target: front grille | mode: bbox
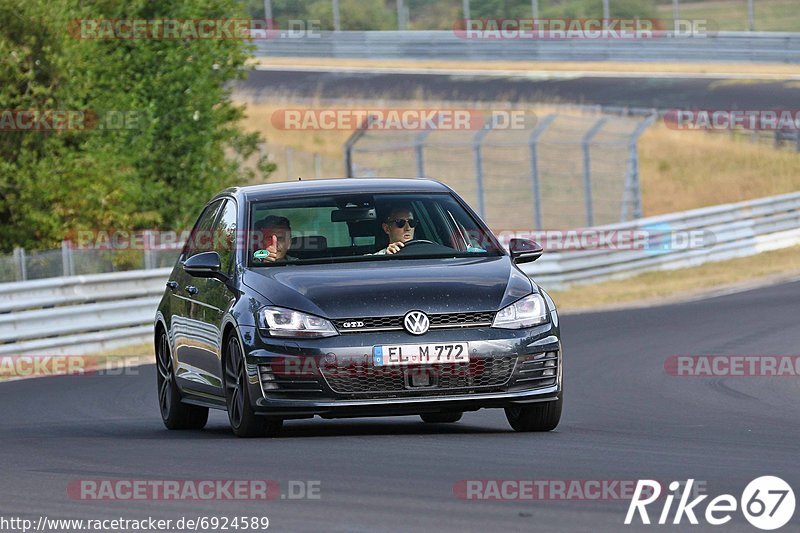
[333,311,495,333]
[320,356,517,394]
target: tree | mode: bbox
[0,0,274,252]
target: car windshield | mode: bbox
[247,192,503,266]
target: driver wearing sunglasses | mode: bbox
[374,205,418,255]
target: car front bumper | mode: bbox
[239,321,562,419]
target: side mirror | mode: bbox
[509,238,543,264]
[183,251,224,279]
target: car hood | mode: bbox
[242,256,533,319]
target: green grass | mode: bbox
[655,0,800,32]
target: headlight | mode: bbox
[258,306,338,338]
[492,293,548,329]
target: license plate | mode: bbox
[373,343,469,366]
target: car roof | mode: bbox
[216,178,452,203]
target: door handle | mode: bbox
[185,285,199,295]
[166,281,178,291]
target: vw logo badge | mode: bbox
[404,311,430,335]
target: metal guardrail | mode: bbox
[254,31,800,63]
[0,269,170,355]
[522,191,800,289]
[1,191,799,354]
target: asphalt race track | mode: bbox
[240,68,800,110]
[1,280,798,532]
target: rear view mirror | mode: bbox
[509,238,543,264]
[331,207,376,222]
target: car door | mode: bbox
[182,198,239,396]
[173,199,224,392]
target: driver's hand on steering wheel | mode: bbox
[385,241,405,254]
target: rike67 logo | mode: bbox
[626,477,795,530]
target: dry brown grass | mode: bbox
[638,123,800,215]
[549,245,800,311]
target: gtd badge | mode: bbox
[342,321,365,328]
[404,311,430,335]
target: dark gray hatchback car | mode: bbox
[155,178,562,437]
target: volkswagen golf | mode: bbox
[154,178,563,437]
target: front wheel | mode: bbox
[505,397,562,432]
[224,335,283,438]
[156,330,208,430]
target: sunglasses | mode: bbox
[387,218,417,229]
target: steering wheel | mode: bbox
[392,239,455,256]
[399,239,436,247]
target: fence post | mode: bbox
[472,122,494,219]
[528,114,557,230]
[332,0,341,32]
[143,230,155,270]
[581,117,608,227]
[313,153,322,179]
[13,247,27,281]
[343,116,373,178]
[61,240,74,277]
[397,0,406,30]
[414,130,431,178]
[286,147,294,179]
[622,113,657,221]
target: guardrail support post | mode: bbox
[581,117,608,227]
[472,121,495,219]
[528,114,557,229]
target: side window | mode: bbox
[183,200,223,260]
[213,200,237,274]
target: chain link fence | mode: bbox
[0,239,182,283]
[345,111,656,230]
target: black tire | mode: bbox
[420,412,463,423]
[156,329,208,430]
[505,397,562,432]
[224,334,283,438]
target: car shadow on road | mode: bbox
[196,418,510,439]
